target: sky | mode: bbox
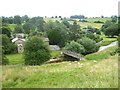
[0,0,119,18]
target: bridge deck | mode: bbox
[63,50,82,60]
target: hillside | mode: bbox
[3,46,118,88]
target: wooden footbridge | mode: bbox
[63,50,83,60]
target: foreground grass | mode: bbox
[3,55,118,88]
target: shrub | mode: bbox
[1,34,17,54]
[0,49,9,65]
[86,33,103,43]
[24,36,51,65]
[77,37,98,55]
[64,41,85,54]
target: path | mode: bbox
[98,41,118,52]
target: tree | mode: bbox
[62,20,70,28]
[69,21,82,41]
[86,32,103,43]
[64,41,85,54]
[46,21,69,47]
[14,15,21,24]
[104,24,118,37]
[0,49,9,65]
[14,25,24,34]
[1,26,11,38]
[23,22,31,34]
[70,15,85,19]
[24,36,51,65]
[21,15,29,23]
[77,37,98,55]
[48,29,61,45]
[101,20,119,37]
[111,15,117,23]
[27,17,45,32]
[1,34,17,54]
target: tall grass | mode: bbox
[2,55,118,88]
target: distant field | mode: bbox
[44,17,111,29]
[86,17,111,23]
[69,21,103,29]
[44,18,62,22]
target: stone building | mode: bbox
[12,37,26,53]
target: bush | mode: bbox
[77,37,98,55]
[86,33,102,43]
[2,34,17,54]
[0,49,9,65]
[64,41,85,54]
[2,54,9,65]
[24,36,51,65]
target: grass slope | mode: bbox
[85,46,117,60]
[3,46,118,88]
[2,55,118,88]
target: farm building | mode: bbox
[12,37,26,53]
[12,34,50,53]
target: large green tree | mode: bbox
[69,21,82,41]
[14,15,21,24]
[47,21,69,47]
[1,34,17,54]
[24,36,51,65]
[0,26,11,38]
[14,25,24,34]
[104,24,118,37]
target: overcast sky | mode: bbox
[0,0,119,17]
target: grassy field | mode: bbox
[6,53,24,65]
[76,21,102,29]
[85,46,117,60]
[98,37,117,47]
[2,55,118,88]
[3,46,118,88]
[6,50,61,65]
[44,18,103,29]
[86,17,111,23]
[44,17,111,29]
[8,24,16,31]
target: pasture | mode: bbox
[3,46,118,88]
